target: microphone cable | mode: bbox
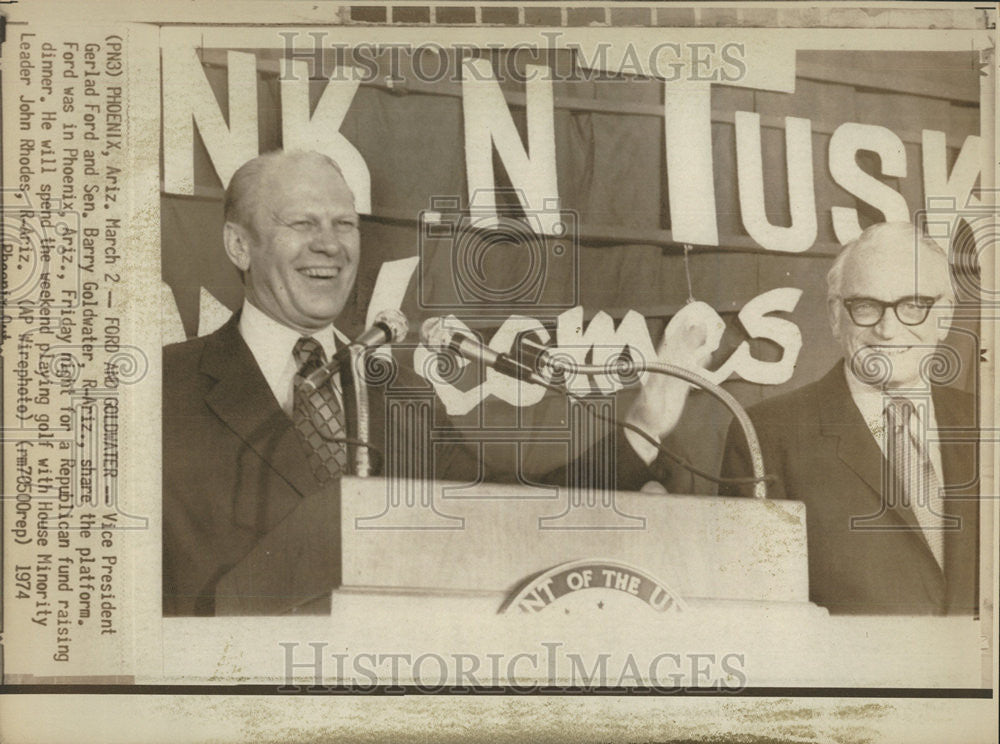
[533,374,774,489]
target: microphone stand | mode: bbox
[352,347,373,478]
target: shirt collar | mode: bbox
[843,361,937,435]
[239,300,342,373]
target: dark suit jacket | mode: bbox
[163,313,681,616]
[720,362,979,615]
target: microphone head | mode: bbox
[419,316,455,352]
[373,308,409,343]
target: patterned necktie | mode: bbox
[885,397,945,569]
[292,337,349,482]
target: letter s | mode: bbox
[715,287,803,385]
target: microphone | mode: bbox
[419,316,547,385]
[514,333,558,381]
[301,309,409,391]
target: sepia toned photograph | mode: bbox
[1,1,997,741]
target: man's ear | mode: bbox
[223,222,251,272]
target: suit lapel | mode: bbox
[199,315,320,532]
[817,363,926,536]
[818,364,884,496]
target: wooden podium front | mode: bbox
[215,476,813,615]
[203,477,988,688]
[338,477,811,607]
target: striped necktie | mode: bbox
[885,397,945,569]
[292,337,349,482]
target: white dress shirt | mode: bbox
[238,300,348,414]
[844,365,944,481]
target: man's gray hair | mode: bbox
[826,221,954,301]
[223,149,348,230]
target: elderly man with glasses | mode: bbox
[720,222,979,616]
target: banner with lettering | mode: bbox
[158,35,982,485]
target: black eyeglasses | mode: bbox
[841,296,940,327]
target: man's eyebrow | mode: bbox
[844,294,939,302]
[271,209,312,223]
[266,208,292,223]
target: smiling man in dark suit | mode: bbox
[162,150,374,616]
[721,222,979,615]
[163,150,702,616]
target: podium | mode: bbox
[202,476,989,688]
[215,476,813,615]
